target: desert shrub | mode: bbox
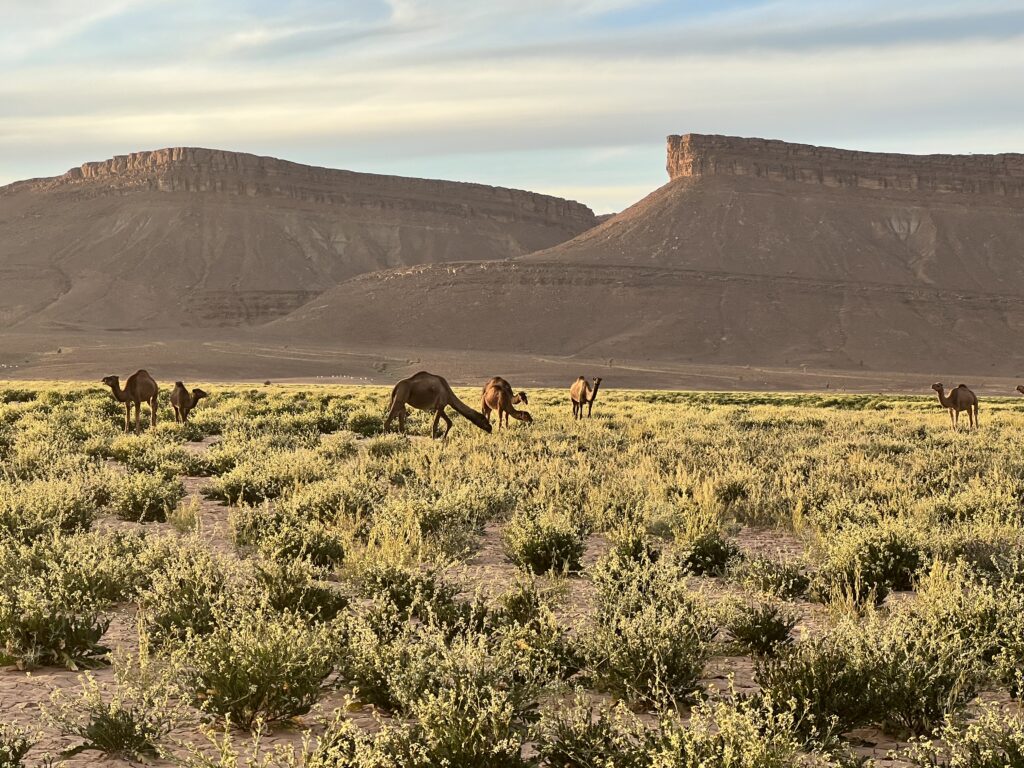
[138,544,235,647]
[356,561,462,626]
[812,522,924,606]
[650,693,805,768]
[204,448,330,504]
[897,702,1024,767]
[111,473,185,523]
[44,654,183,760]
[725,600,797,656]
[181,609,336,729]
[252,557,349,622]
[0,578,109,670]
[365,434,409,458]
[607,517,662,564]
[672,506,741,576]
[319,430,358,460]
[347,410,384,437]
[0,722,34,767]
[535,694,649,768]
[105,433,210,476]
[862,609,985,736]
[502,505,586,575]
[586,554,714,704]
[755,630,875,742]
[733,556,810,600]
[0,475,99,541]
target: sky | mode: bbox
[1,0,1023,213]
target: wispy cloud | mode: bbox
[1,0,1022,210]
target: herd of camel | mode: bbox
[97,370,1003,437]
[98,369,603,437]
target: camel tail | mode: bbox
[383,383,399,417]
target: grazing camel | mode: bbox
[170,381,209,423]
[932,383,979,430]
[570,376,603,419]
[101,370,159,433]
[384,371,493,439]
[481,377,533,429]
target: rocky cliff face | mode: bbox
[4,147,595,228]
[667,134,1024,196]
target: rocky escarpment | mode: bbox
[0,148,597,331]
[4,147,596,229]
[667,134,1024,196]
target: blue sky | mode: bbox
[1,0,1022,212]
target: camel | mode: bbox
[384,371,493,439]
[101,370,159,433]
[570,376,603,419]
[932,383,979,430]
[481,377,533,429]
[170,381,209,423]
[1016,385,1024,396]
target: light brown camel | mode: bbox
[481,377,533,429]
[170,381,209,423]
[570,376,603,419]
[932,382,979,430]
[384,371,493,439]
[101,370,159,433]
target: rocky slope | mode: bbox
[0,148,595,330]
[270,134,1024,375]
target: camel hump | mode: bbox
[957,383,969,389]
[175,381,185,386]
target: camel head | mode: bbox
[1016,385,1024,396]
[101,375,120,389]
[468,410,493,433]
[519,411,534,424]
[192,388,209,401]
[515,391,529,406]
[931,382,944,394]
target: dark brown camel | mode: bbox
[170,381,209,423]
[101,370,159,433]
[932,383,979,430]
[384,371,493,439]
[481,377,533,429]
[570,376,603,419]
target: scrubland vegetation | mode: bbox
[0,381,1022,766]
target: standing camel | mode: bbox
[932,383,979,430]
[170,381,209,423]
[102,370,159,433]
[384,371,493,439]
[570,376,603,419]
[481,377,533,429]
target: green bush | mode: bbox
[0,578,109,670]
[252,557,349,622]
[502,506,586,575]
[586,554,714,704]
[111,473,185,523]
[812,522,924,606]
[755,630,875,742]
[535,694,649,768]
[182,610,336,729]
[348,410,384,437]
[203,448,329,504]
[898,702,1024,767]
[725,600,797,656]
[0,722,34,767]
[733,556,810,600]
[0,475,100,541]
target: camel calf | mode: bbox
[170,381,209,423]
[481,377,532,429]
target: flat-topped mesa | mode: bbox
[10,147,596,225]
[667,133,1024,196]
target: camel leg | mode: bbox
[173,406,181,424]
[134,401,142,434]
[587,399,593,418]
[430,410,442,439]
[439,409,453,438]
[383,397,402,433]
[398,407,407,432]
[123,402,131,433]
[151,397,158,427]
